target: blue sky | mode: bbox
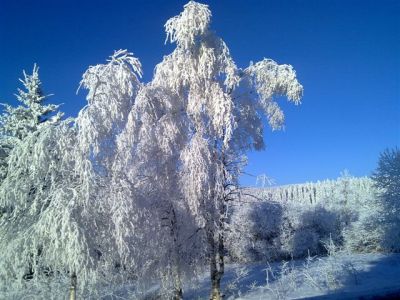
[1,0,399,186]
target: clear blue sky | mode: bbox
[1,0,399,186]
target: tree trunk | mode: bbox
[172,262,183,300]
[209,236,220,300]
[170,207,183,300]
[209,144,227,300]
[173,284,183,300]
[208,229,224,300]
[69,273,77,300]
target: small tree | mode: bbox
[371,147,400,251]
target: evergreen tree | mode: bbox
[0,65,62,181]
[0,64,62,140]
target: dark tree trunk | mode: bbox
[173,286,183,300]
[208,216,225,300]
[69,273,77,300]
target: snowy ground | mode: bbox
[183,253,400,300]
[4,253,399,299]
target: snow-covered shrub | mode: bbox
[258,238,361,299]
[340,182,384,253]
[313,237,360,291]
[280,202,340,258]
[249,175,386,255]
[226,199,342,262]
[342,204,384,253]
[226,201,283,262]
[227,175,384,263]
[263,260,298,299]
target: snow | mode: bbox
[184,253,400,300]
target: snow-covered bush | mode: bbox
[262,237,361,298]
[342,203,384,253]
[226,201,283,262]
[266,175,384,254]
[226,199,341,262]
[280,202,340,258]
[227,175,385,263]
[339,177,384,252]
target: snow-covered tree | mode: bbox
[108,58,204,298]
[153,2,303,298]
[0,136,13,185]
[372,147,400,251]
[77,49,141,176]
[0,120,78,297]
[1,2,303,298]
[0,64,62,140]
[0,65,62,182]
[0,51,146,298]
[372,148,400,202]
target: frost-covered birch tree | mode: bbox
[151,2,303,299]
[76,49,196,297]
[114,83,205,298]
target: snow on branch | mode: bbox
[244,59,303,130]
[77,49,142,162]
[165,1,211,49]
[106,49,143,79]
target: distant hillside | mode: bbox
[243,176,375,205]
